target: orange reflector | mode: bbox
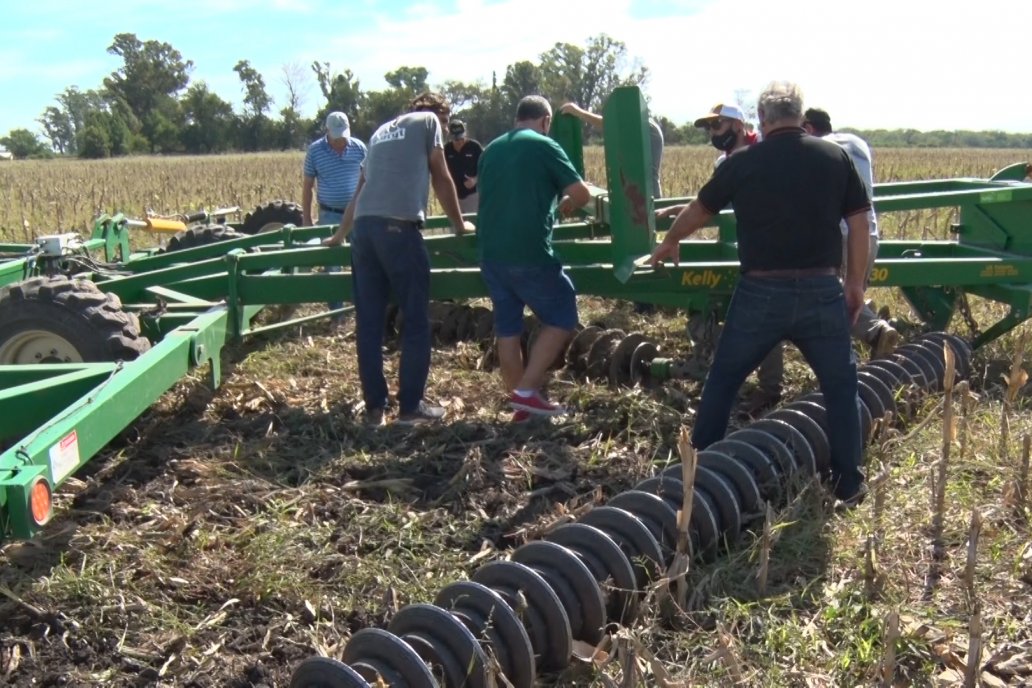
[30,479,52,526]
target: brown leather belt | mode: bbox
[745,267,839,278]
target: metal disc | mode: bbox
[920,332,971,380]
[289,657,369,688]
[434,581,535,688]
[899,341,946,391]
[512,541,606,645]
[470,306,494,342]
[607,333,648,386]
[857,363,903,400]
[544,522,639,625]
[579,506,664,587]
[864,357,912,388]
[471,561,572,673]
[763,409,829,477]
[697,449,764,523]
[664,463,741,545]
[858,395,873,444]
[455,306,477,341]
[891,350,934,391]
[707,438,782,504]
[428,302,454,342]
[629,341,659,386]
[645,472,723,560]
[748,418,817,479]
[439,305,466,344]
[567,326,603,370]
[585,329,626,380]
[724,428,797,480]
[855,377,885,430]
[857,370,897,421]
[783,399,829,433]
[387,604,490,688]
[343,628,439,688]
[607,489,680,557]
[631,475,701,555]
[779,400,832,476]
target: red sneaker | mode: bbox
[509,391,567,416]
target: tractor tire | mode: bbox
[0,276,151,364]
[163,224,246,253]
[240,200,304,234]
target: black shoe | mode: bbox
[363,408,385,427]
[834,484,868,512]
[396,401,446,426]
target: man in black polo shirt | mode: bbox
[649,80,869,505]
[443,119,483,214]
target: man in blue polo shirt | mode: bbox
[302,111,367,317]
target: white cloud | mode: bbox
[318,0,1032,132]
[4,0,1032,134]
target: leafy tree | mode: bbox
[104,33,193,151]
[501,61,542,111]
[38,106,75,155]
[384,66,429,93]
[180,82,235,153]
[311,62,363,138]
[279,62,311,149]
[234,59,275,150]
[78,122,112,159]
[437,79,486,113]
[39,87,114,155]
[234,59,273,118]
[1,129,51,158]
[538,34,648,115]
[455,72,512,144]
[359,87,410,137]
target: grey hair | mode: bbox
[757,81,804,124]
[515,95,552,122]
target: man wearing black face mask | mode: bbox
[693,103,756,167]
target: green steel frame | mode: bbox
[2,86,1032,539]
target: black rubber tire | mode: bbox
[163,224,246,253]
[240,199,304,234]
[0,276,150,364]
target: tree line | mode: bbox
[2,32,1030,160]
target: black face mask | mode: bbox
[710,128,738,152]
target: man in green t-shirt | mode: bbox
[477,95,592,420]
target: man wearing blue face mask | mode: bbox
[694,103,757,167]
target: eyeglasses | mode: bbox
[705,118,730,131]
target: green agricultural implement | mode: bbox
[2,86,1032,541]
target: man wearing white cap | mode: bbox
[302,112,367,317]
[693,103,758,167]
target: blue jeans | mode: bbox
[350,216,430,414]
[691,275,863,499]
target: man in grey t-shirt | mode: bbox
[326,92,474,426]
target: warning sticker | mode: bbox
[49,430,80,482]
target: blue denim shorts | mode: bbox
[479,260,578,337]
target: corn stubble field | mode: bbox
[1,147,1031,687]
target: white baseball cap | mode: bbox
[325,111,350,139]
[694,103,745,128]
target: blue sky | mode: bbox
[3,0,1031,140]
